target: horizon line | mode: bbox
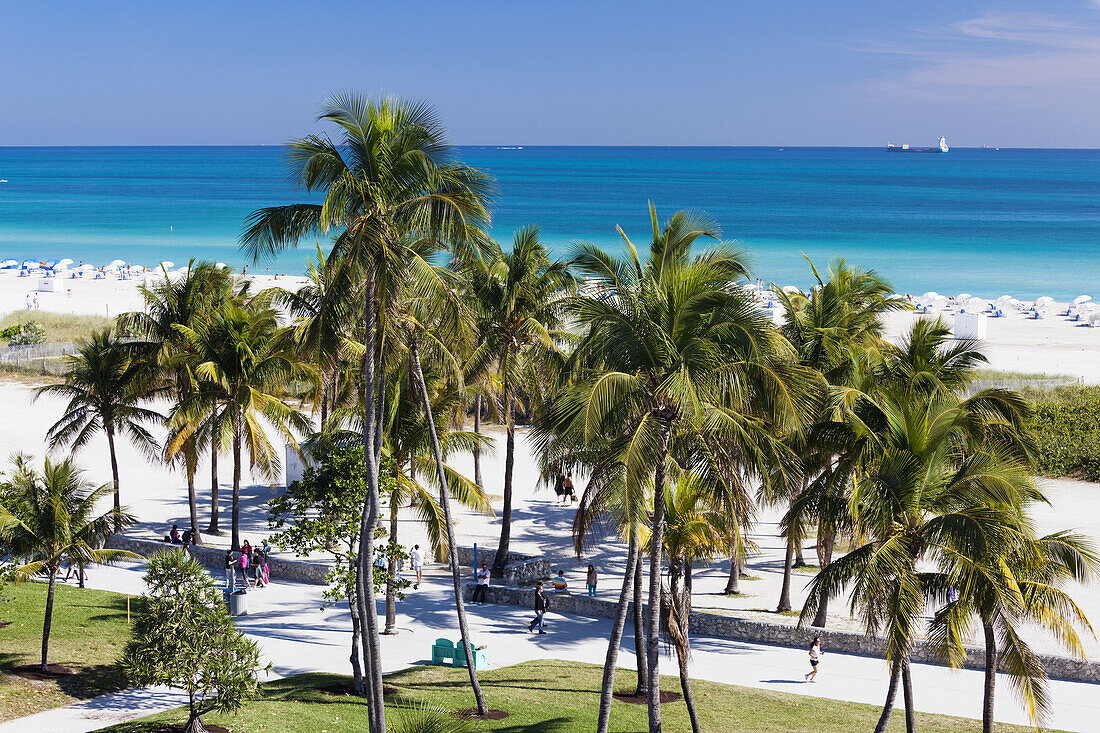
[4,143,1100,151]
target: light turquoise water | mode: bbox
[1,146,1098,299]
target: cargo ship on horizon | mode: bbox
[887,136,949,153]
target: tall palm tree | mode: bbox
[120,261,235,539]
[240,93,493,732]
[169,303,313,550]
[559,205,811,732]
[771,258,906,615]
[462,227,575,574]
[0,455,137,671]
[930,527,1098,733]
[802,386,1038,733]
[36,331,161,529]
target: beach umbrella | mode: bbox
[159,260,175,270]
[1036,296,1055,306]
[956,293,972,301]
[74,264,95,272]
[109,259,126,267]
[44,259,57,268]
[175,266,190,275]
[1,259,18,269]
[21,260,40,269]
[1073,295,1092,305]
[781,285,801,293]
[921,291,939,300]
[57,258,73,267]
[215,262,227,269]
[103,264,120,272]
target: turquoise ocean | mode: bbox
[1,146,1098,299]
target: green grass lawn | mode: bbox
[100,660,1050,733]
[0,581,133,722]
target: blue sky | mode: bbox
[2,0,1099,146]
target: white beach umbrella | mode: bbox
[781,285,801,293]
[108,259,126,267]
[1073,295,1092,305]
[75,264,95,272]
[159,261,175,270]
[995,295,1013,304]
[57,258,74,267]
[103,264,120,272]
[22,260,40,269]
[175,266,190,275]
[921,291,939,300]
[215,262,228,269]
[956,293,972,301]
[127,264,145,273]
[1,259,18,268]
[1036,296,1055,306]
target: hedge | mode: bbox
[1026,386,1100,483]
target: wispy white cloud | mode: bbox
[860,5,1100,101]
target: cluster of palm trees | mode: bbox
[6,91,1094,733]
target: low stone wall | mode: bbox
[465,584,1100,684]
[455,546,552,585]
[105,535,333,585]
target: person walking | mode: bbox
[237,548,251,588]
[805,637,823,681]
[410,544,424,585]
[586,564,598,597]
[528,581,548,634]
[472,563,490,604]
[562,475,576,503]
[224,549,236,591]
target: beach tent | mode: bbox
[1073,295,1092,305]
[0,259,18,269]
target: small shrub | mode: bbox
[7,322,46,346]
[1025,386,1100,482]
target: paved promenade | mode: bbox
[2,560,1096,733]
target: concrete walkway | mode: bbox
[5,560,1095,732]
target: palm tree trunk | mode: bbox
[811,528,835,628]
[795,546,805,568]
[677,562,702,733]
[646,419,672,733]
[777,475,808,612]
[983,621,997,733]
[633,551,647,695]
[596,533,640,733]
[186,454,202,545]
[320,370,329,428]
[105,426,121,533]
[410,344,489,715]
[41,567,57,671]
[492,369,515,575]
[207,442,220,535]
[777,534,796,613]
[346,566,365,695]
[231,418,242,551]
[384,490,399,635]
[874,659,902,733]
[354,277,386,733]
[724,554,742,595]
[472,394,484,489]
[901,659,916,733]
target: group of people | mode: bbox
[224,540,271,591]
[164,523,200,553]
[553,473,577,503]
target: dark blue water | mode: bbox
[1,146,1098,299]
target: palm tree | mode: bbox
[169,302,313,550]
[462,227,575,574]
[240,93,493,732]
[0,455,137,671]
[120,260,235,540]
[802,386,1038,733]
[36,331,161,529]
[930,526,1098,733]
[771,258,906,615]
[559,205,811,732]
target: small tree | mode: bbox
[267,445,405,694]
[121,550,264,733]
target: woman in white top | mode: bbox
[805,637,822,681]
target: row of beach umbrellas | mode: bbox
[1,259,230,274]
